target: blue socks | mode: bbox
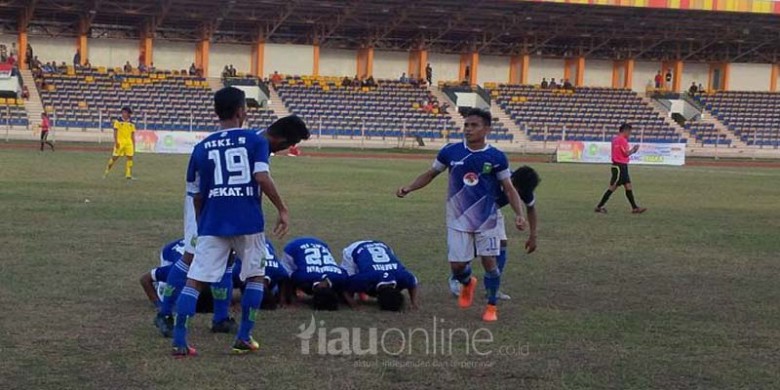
[453,264,473,285]
[237,281,264,342]
[484,268,501,305]
[497,247,507,274]
[160,260,189,316]
[173,286,199,348]
[211,265,233,325]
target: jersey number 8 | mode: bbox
[208,147,251,186]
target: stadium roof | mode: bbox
[1,0,779,62]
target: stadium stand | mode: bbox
[683,121,731,146]
[274,76,512,141]
[36,68,276,131]
[0,97,28,127]
[490,84,685,143]
[694,91,780,147]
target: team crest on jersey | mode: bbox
[482,162,493,174]
[463,172,479,186]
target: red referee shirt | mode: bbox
[611,135,630,164]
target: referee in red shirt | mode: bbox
[595,123,647,214]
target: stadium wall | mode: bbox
[90,39,138,69]
[633,60,659,92]
[209,43,251,77]
[528,57,564,84]
[583,59,613,87]
[477,55,510,84]
[154,41,196,72]
[681,62,709,91]
[373,50,408,80]
[730,63,772,91]
[320,48,356,77]
[265,43,313,76]
[428,53,460,83]
[28,36,73,64]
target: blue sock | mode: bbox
[237,281,264,342]
[497,248,508,274]
[172,286,199,348]
[211,265,233,325]
[160,260,189,316]
[453,264,473,285]
[484,268,501,306]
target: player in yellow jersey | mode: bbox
[104,107,136,179]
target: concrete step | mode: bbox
[267,84,292,118]
[20,69,44,130]
[428,85,464,130]
[489,103,529,144]
[206,77,223,92]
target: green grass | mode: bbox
[1,148,780,389]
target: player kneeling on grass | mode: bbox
[397,108,527,322]
[281,237,350,311]
[341,240,419,311]
[449,166,540,300]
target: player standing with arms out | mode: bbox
[595,123,647,214]
[171,87,291,357]
[397,108,527,322]
[103,107,136,180]
[39,112,54,151]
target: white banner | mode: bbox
[135,130,211,154]
[556,141,686,166]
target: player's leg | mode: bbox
[157,251,192,317]
[493,210,511,300]
[595,165,619,213]
[124,155,134,179]
[39,131,45,151]
[448,229,477,308]
[172,236,230,357]
[230,233,267,353]
[43,131,54,150]
[623,170,646,213]
[104,152,120,177]
[476,232,502,322]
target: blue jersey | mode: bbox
[281,237,346,277]
[186,128,270,236]
[152,239,186,299]
[340,240,407,276]
[433,142,510,232]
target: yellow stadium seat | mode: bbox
[412,102,420,109]
[97,66,107,73]
[121,83,130,89]
[322,86,330,92]
[45,106,54,113]
[78,101,87,109]
[16,99,23,106]
[185,80,193,86]
[0,98,7,105]
[47,85,55,91]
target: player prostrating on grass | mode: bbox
[103,107,136,179]
[341,240,419,311]
[595,123,647,214]
[171,87,292,358]
[39,112,54,152]
[397,108,527,322]
[281,237,351,311]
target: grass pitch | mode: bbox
[1,146,779,389]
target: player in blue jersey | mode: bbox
[232,240,291,310]
[449,166,540,300]
[281,237,351,311]
[397,108,527,322]
[157,114,309,340]
[341,240,419,311]
[171,87,308,358]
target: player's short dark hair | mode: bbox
[377,286,404,312]
[619,123,632,132]
[511,166,541,196]
[464,108,492,127]
[214,87,246,121]
[267,115,311,145]
[121,106,132,114]
[312,287,339,311]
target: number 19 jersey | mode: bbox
[186,128,270,236]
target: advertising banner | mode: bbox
[135,130,211,154]
[556,141,686,166]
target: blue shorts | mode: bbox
[346,269,417,294]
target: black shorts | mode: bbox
[610,163,631,186]
[40,131,49,141]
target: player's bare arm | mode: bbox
[254,172,289,238]
[408,286,419,310]
[397,168,441,197]
[525,206,538,253]
[139,272,159,307]
[500,177,527,231]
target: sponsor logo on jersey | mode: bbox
[482,162,493,174]
[463,172,479,186]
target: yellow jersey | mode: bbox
[114,119,136,144]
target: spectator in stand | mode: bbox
[563,79,573,90]
[124,61,133,73]
[271,71,282,85]
[549,78,558,89]
[25,43,33,68]
[540,78,549,89]
[8,53,16,66]
[221,65,230,80]
[464,65,471,82]
[440,101,450,114]
[698,83,704,93]
[366,75,376,88]
[230,65,237,77]
[139,63,148,73]
[73,50,81,67]
[352,75,360,88]
[84,59,92,69]
[341,76,351,87]
[688,82,698,95]
[426,63,433,85]
[665,69,672,88]
[400,72,408,83]
[654,71,663,89]
[149,62,156,73]
[189,63,197,76]
[21,85,29,100]
[423,101,434,113]
[59,62,67,72]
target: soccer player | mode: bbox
[171,87,295,358]
[341,240,419,311]
[104,107,136,180]
[397,108,527,322]
[281,237,350,311]
[595,123,647,214]
[449,166,540,300]
[232,240,291,310]
[39,112,54,152]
